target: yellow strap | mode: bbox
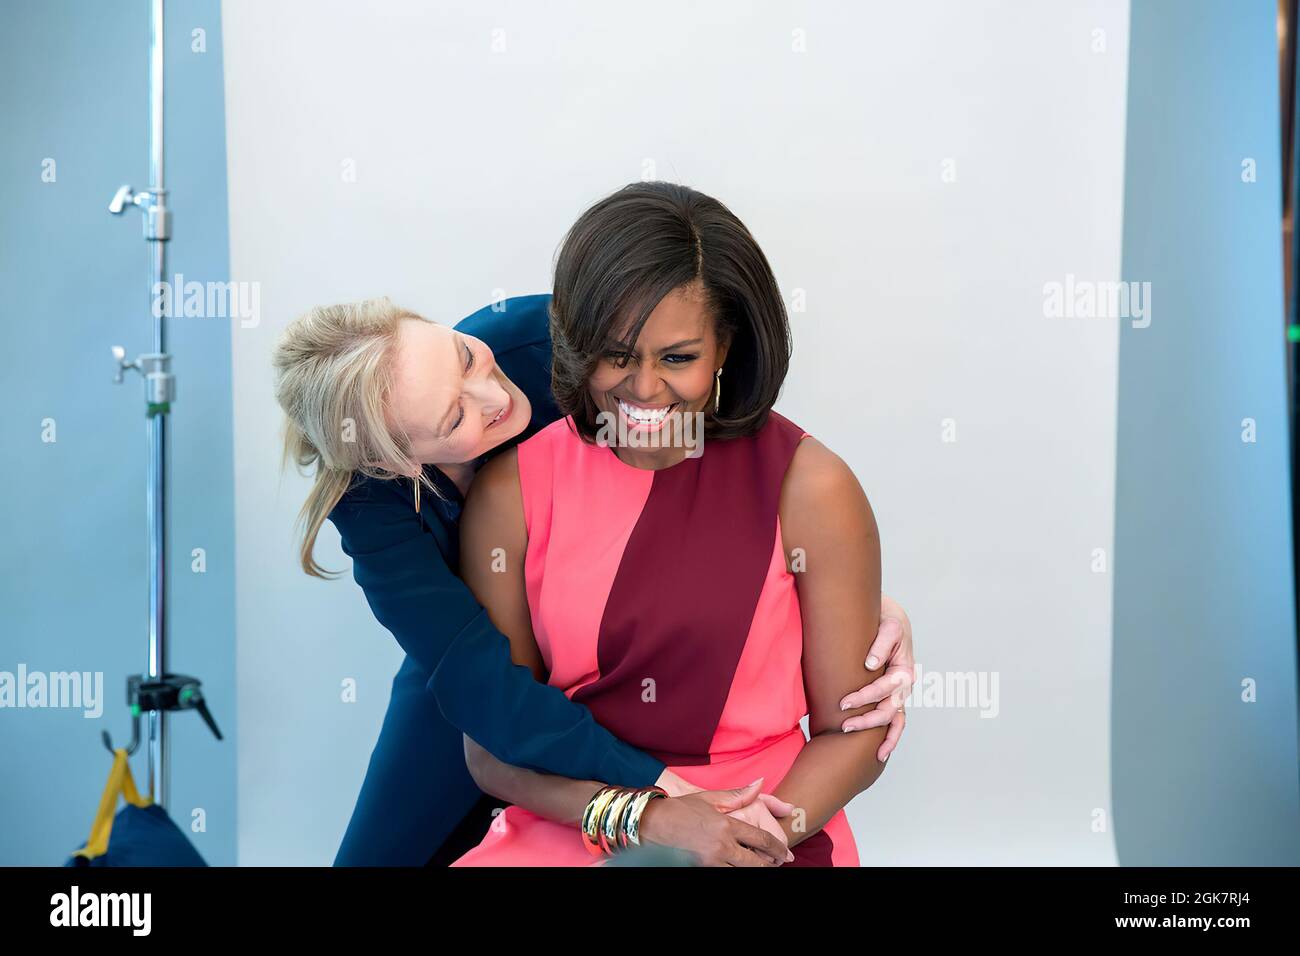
[71,748,153,861]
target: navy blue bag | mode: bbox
[64,748,207,867]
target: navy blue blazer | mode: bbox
[327,294,666,788]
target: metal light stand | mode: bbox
[103,0,221,808]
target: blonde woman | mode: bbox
[272,198,915,867]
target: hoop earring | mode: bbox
[412,474,420,513]
[713,367,722,415]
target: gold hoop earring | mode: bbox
[412,474,421,513]
[713,368,722,415]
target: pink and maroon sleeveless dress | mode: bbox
[451,410,860,867]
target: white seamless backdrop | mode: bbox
[223,0,1128,865]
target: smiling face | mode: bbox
[587,279,728,466]
[386,318,531,471]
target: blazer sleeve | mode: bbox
[327,480,666,788]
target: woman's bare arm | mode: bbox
[457,448,544,679]
[771,436,889,847]
[457,449,608,818]
[464,736,604,824]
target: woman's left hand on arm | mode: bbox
[838,593,914,762]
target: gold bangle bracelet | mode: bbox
[622,788,666,848]
[600,789,640,855]
[579,785,671,857]
[580,786,621,858]
[621,790,652,849]
[580,785,617,835]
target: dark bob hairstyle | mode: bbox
[549,181,791,443]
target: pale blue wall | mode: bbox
[0,0,236,865]
[1113,0,1300,863]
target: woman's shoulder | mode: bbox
[472,444,520,492]
[463,447,524,541]
[723,408,813,482]
[480,415,576,491]
[777,429,879,586]
[754,409,811,454]
[515,415,583,464]
[774,421,870,523]
[474,418,583,536]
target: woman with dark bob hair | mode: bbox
[548,182,790,446]
[450,181,889,865]
[275,181,912,867]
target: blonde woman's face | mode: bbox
[388,319,531,469]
